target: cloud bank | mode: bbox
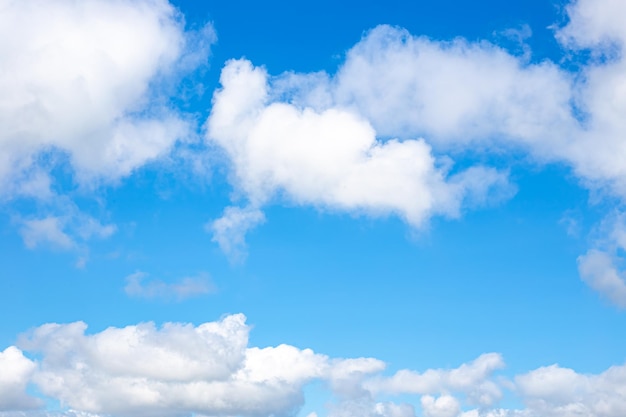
[2,314,626,417]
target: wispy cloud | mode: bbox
[124,271,215,301]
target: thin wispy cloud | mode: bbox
[124,271,215,301]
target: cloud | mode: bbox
[0,0,214,250]
[3,317,626,417]
[205,0,626,307]
[208,205,266,261]
[124,271,215,301]
[280,19,626,198]
[421,395,461,417]
[557,0,626,50]
[365,353,505,407]
[0,0,209,188]
[327,399,417,417]
[459,410,531,417]
[328,26,575,151]
[19,217,75,250]
[577,211,626,308]
[578,249,626,308]
[12,315,384,417]
[206,59,511,253]
[0,347,39,411]
[515,362,626,417]
[18,212,116,251]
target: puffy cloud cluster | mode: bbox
[265,0,626,197]
[207,59,511,256]
[209,19,548,260]
[0,0,206,189]
[4,315,386,417]
[205,0,626,304]
[365,353,505,407]
[3,315,626,417]
[516,363,626,417]
[0,0,214,251]
[0,347,38,411]
[330,28,574,151]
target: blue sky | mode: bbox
[1,0,626,416]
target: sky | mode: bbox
[1,0,626,416]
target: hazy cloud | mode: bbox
[124,271,215,301]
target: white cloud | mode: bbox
[205,0,626,307]
[421,395,461,417]
[0,347,38,411]
[365,353,505,407]
[279,20,626,199]
[19,217,75,250]
[0,0,207,188]
[515,363,626,417]
[557,0,626,50]
[578,249,626,308]
[577,211,626,308]
[327,400,417,417]
[208,205,266,261]
[329,25,575,150]
[13,315,383,417]
[207,59,511,252]
[4,318,626,417]
[0,0,214,250]
[124,271,215,301]
[17,209,116,252]
[310,1,626,201]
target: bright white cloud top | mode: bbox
[0,333,625,412]
[1,0,626,416]
[207,58,511,257]
[0,0,203,188]
[0,0,214,253]
[2,315,626,417]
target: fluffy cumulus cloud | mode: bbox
[0,347,38,411]
[205,0,626,306]
[0,0,208,188]
[365,353,505,407]
[515,363,626,417]
[272,0,626,197]
[209,13,555,257]
[3,316,626,417]
[9,315,385,417]
[421,395,461,417]
[0,0,214,250]
[330,27,575,152]
[206,59,511,255]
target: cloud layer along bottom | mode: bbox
[1,315,625,417]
